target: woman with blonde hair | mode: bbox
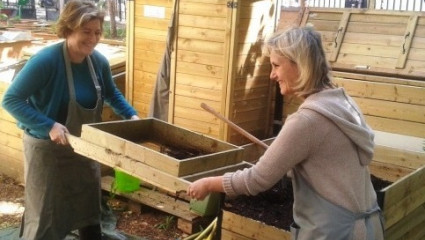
[187,27,384,240]
[2,1,138,239]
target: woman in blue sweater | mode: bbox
[2,1,139,239]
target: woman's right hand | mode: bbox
[49,122,70,145]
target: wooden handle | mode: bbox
[200,103,268,150]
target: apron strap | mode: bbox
[62,41,102,102]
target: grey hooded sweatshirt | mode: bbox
[223,88,383,239]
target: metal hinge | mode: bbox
[227,1,238,8]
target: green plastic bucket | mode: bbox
[189,192,221,217]
[114,169,140,193]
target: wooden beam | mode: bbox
[396,14,418,69]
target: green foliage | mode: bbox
[102,21,126,40]
[155,215,175,230]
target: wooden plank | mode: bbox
[175,72,223,90]
[374,145,425,170]
[101,176,198,221]
[67,133,190,193]
[178,26,225,42]
[176,61,224,79]
[0,146,24,183]
[339,43,399,58]
[221,228,254,240]
[221,210,291,240]
[329,12,350,62]
[177,50,224,67]
[396,15,418,69]
[332,71,425,88]
[174,105,219,124]
[177,38,225,54]
[173,117,220,137]
[374,131,424,153]
[174,95,220,111]
[382,166,425,228]
[0,131,23,151]
[369,161,412,183]
[80,119,242,177]
[365,115,425,138]
[342,32,403,47]
[178,14,227,30]
[179,1,227,17]
[333,78,425,105]
[175,84,222,101]
[385,203,425,240]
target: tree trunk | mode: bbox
[108,0,117,38]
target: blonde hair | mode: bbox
[56,0,105,38]
[264,27,335,98]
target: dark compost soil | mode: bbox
[222,175,392,231]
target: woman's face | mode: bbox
[66,19,102,62]
[269,51,299,96]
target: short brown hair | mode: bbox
[56,0,105,38]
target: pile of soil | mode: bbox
[223,175,392,231]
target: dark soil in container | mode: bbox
[223,175,392,231]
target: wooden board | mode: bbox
[221,210,291,240]
[78,118,243,177]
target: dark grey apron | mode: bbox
[290,172,384,240]
[20,42,103,240]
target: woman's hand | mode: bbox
[49,122,70,145]
[187,176,224,200]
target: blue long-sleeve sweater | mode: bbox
[2,41,137,139]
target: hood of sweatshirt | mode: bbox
[299,88,374,166]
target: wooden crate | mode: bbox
[71,118,243,181]
[127,0,279,145]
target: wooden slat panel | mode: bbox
[365,115,425,139]
[333,78,425,105]
[175,72,223,90]
[134,27,168,41]
[374,145,425,170]
[179,1,226,17]
[306,19,340,32]
[221,211,291,240]
[329,12,350,62]
[370,161,412,183]
[342,32,403,47]
[134,16,170,29]
[174,117,220,137]
[178,26,225,42]
[177,38,224,54]
[383,166,425,228]
[134,38,166,51]
[178,14,227,30]
[174,105,218,124]
[176,61,224,78]
[385,203,425,240]
[396,15,418,69]
[353,97,425,123]
[0,131,23,151]
[233,86,270,101]
[174,95,220,111]
[136,0,174,8]
[177,50,224,67]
